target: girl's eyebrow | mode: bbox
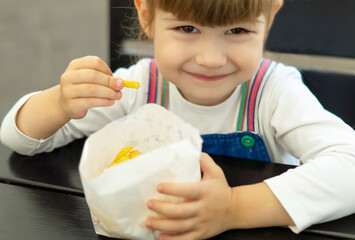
[162,14,265,27]
[163,18,197,27]
[162,13,190,23]
[255,19,265,24]
[163,16,176,21]
[232,19,265,28]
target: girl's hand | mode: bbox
[59,56,124,119]
[146,153,233,240]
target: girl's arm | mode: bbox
[263,66,355,233]
[15,56,123,140]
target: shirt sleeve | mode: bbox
[263,66,355,233]
[0,91,94,156]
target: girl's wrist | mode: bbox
[226,183,295,230]
[226,184,270,229]
[225,186,243,229]
[15,85,71,140]
[51,85,72,124]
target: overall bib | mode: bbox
[147,59,276,162]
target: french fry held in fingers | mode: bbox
[107,146,140,168]
[123,80,140,89]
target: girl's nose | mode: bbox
[195,41,227,68]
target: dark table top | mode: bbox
[0,138,84,195]
[0,182,338,240]
[1,139,354,239]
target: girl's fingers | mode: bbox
[62,69,124,91]
[73,98,115,109]
[64,83,122,101]
[146,217,196,234]
[157,182,201,200]
[147,200,198,219]
[66,56,113,76]
[62,98,115,119]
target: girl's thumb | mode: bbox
[200,153,224,181]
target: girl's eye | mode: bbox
[227,28,248,34]
[179,26,198,33]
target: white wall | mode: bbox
[0,0,109,121]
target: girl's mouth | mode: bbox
[186,71,235,81]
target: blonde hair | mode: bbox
[144,0,279,30]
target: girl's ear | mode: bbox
[268,0,283,28]
[274,0,283,14]
[134,0,153,38]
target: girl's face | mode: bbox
[152,9,268,106]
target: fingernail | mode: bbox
[115,79,123,88]
[146,219,152,228]
[157,184,163,192]
[147,201,153,209]
[116,91,122,99]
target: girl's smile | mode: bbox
[184,70,237,82]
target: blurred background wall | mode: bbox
[0,0,109,122]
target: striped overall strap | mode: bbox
[237,59,274,132]
[147,59,169,108]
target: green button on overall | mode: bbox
[241,136,255,148]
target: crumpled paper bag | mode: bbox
[79,104,203,240]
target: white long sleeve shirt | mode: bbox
[1,58,355,233]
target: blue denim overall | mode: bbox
[147,59,275,162]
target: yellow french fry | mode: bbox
[107,146,141,169]
[109,156,130,167]
[114,146,134,160]
[108,146,134,168]
[128,150,140,158]
[123,80,140,89]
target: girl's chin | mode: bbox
[184,93,229,106]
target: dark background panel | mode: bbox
[301,70,355,128]
[110,0,136,70]
[265,0,355,58]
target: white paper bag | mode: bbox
[79,104,203,240]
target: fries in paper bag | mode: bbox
[79,104,203,239]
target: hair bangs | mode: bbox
[149,0,277,26]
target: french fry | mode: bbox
[123,80,140,89]
[108,146,133,168]
[109,156,130,167]
[114,146,134,161]
[128,150,140,158]
[107,146,140,169]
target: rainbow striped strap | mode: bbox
[237,80,250,131]
[147,59,169,108]
[237,59,275,132]
[147,59,158,104]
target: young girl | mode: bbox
[1,0,355,239]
